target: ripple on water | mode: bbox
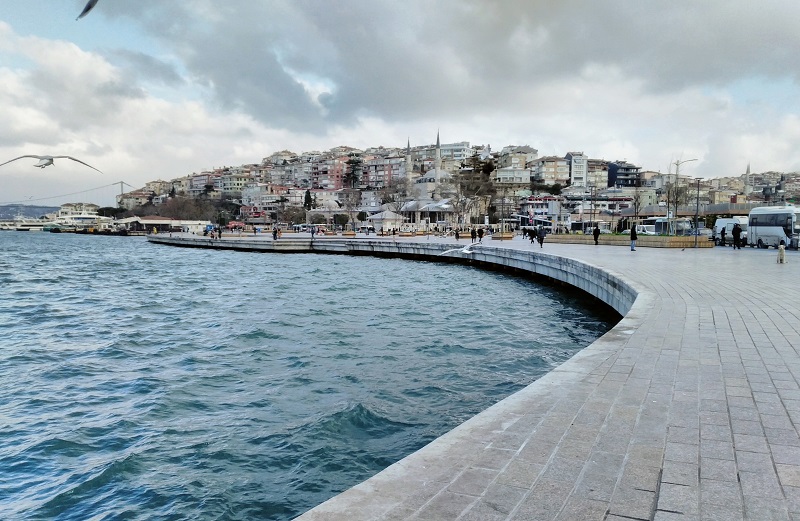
[0,233,617,520]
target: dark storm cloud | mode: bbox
[92,0,800,131]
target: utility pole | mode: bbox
[672,158,698,235]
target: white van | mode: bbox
[712,217,747,246]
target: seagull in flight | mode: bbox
[439,244,482,256]
[77,0,100,20]
[0,155,103,174]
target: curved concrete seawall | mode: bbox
[149,234,800,520]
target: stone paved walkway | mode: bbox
[290,237,800,521]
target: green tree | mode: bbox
[344,153,363,189]
[333,213,349,227]
[304,189,313,210]
[357,211,368,222]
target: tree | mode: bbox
[344,153,363,189]
[338,188,361,230]
[380,177,410,214]
[357,211,368,222]
[309,213,327,225]
[282,206,306,224]
[304,189,313,210]
[333,214,349,227]
[445,154,497,225]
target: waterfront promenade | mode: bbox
[151,234,799,520]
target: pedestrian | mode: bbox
[593,224,600,245]
[536,226,546,248]
[719,227,726,247]
[471,228,477,243]
[455,230,460,240]
[530,228,536,243]
[272,227,278,240]
[311,226,316,240]
[731,223,742,250]
[778,240,788,263]
[630,225,637,251]
[477,228,484,243]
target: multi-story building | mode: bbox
[530,156,570,186]
[498,145,538,169]
[608,161,642,188]
[492,166,532,194]
[144,180,172,196]
[564,152,587,187]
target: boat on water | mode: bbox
[14,218,54,232]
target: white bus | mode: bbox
[747,205,800,249]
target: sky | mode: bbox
[2,0,800,208]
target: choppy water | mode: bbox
[0,232,616,520]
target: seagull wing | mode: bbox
[54,156,104,174]
[0,155,45,168]
[76,0,100,20]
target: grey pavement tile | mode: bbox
[700,457,737,482]
[782,485,800,516]
[733,433,770,453]
[447,467,499,497]
[742,496,791,521]
[554,497,609,521]
[731,418,764,436]
[701,503,744,521]
[701,423,732,442]
[739,470,784,499]
[773,445,800,465]
[700,439,735,461]
[726,386,753,398]
[761,414,795,430]
[658,482,699,515]
[609,485,656,521]
[666,441,700,464]
[700,399,728,413]
[700,411,730,426]
[495,460,544,489]
[700,478,741,506]
[619,463,661,493]
[663,460,699,486]
[471,447,517,471]
[457,502,506,521]
[736,450,777,473]
[413,491,478,521]
[476,483,528,516]
[729,405,760,421]
[777,464,800,488]
[766,428,800,446]
[669,426,701,445]
[510,478,571,520]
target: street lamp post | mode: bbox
[672,158,698,235]
[694,177,701,248]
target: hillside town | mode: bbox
[115,134,797,234]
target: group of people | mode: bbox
[522,226,547,247]
[718,223,744,249]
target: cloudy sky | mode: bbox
[2,1,800,207]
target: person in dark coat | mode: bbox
[630,226,637,251]
[477,228,484,243]
[470,228,477,243]
[731,223,742,250]
[719,227,726,247]
[536,226,546,248]
[593,225,601,245]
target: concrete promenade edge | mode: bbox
[149,233,800,521]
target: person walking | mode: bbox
[470,228,477,243]
[272,227,278,240]
[630,225,637,251]
[719,227,726,247]
[731,223,742,249]
[536,226,546,248]
[477,228,484,243]
[593,224,601,245]
[455,229,460,240]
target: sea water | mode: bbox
[0,232,615,520]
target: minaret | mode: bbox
[405,138,413,181]
[435,131,442,172]
[744,162,752,196]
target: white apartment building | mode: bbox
[565,152,587,187]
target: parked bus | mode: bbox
[747,205,800,249]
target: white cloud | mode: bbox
[3,1,800,207]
